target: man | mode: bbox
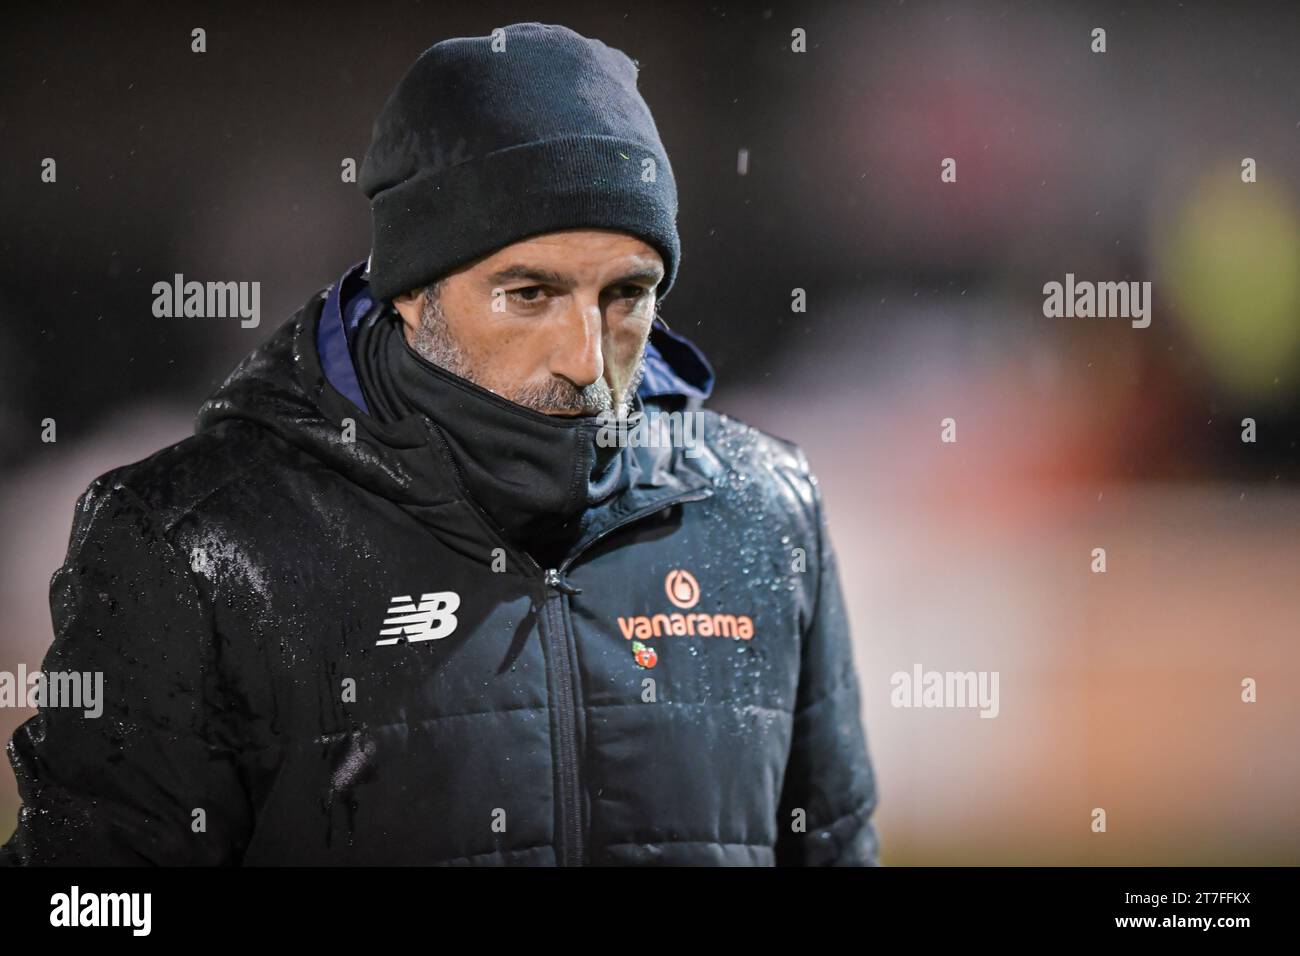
[2,22,879,866]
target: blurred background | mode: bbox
[1,0,1298,864]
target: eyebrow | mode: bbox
[485,264,664,289]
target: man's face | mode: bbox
[391,229,664,417]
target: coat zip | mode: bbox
[540,571,582,866]
[422,416,713,866]
[540,488,713,866]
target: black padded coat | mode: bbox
[2,281,880,866]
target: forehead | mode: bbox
[474,229,662,275]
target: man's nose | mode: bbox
[548,297,604,388]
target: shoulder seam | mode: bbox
[112,445,278,538]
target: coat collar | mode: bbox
[198,281,718,574]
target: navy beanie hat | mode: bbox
[360,22,681,303]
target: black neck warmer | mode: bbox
[352,308,640,568]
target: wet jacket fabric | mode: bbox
[2,265,880,866]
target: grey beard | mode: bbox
[407,285,646,417]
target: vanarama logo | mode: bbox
[665,568,699,608]
[619,569,755,667]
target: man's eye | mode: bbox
[508,287,545,303]
[616,285,648,301]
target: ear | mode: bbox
[390,287,424,336]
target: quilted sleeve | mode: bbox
[774,455,881,866]
[1,474,253,865]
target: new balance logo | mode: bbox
[376,592,460,646]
